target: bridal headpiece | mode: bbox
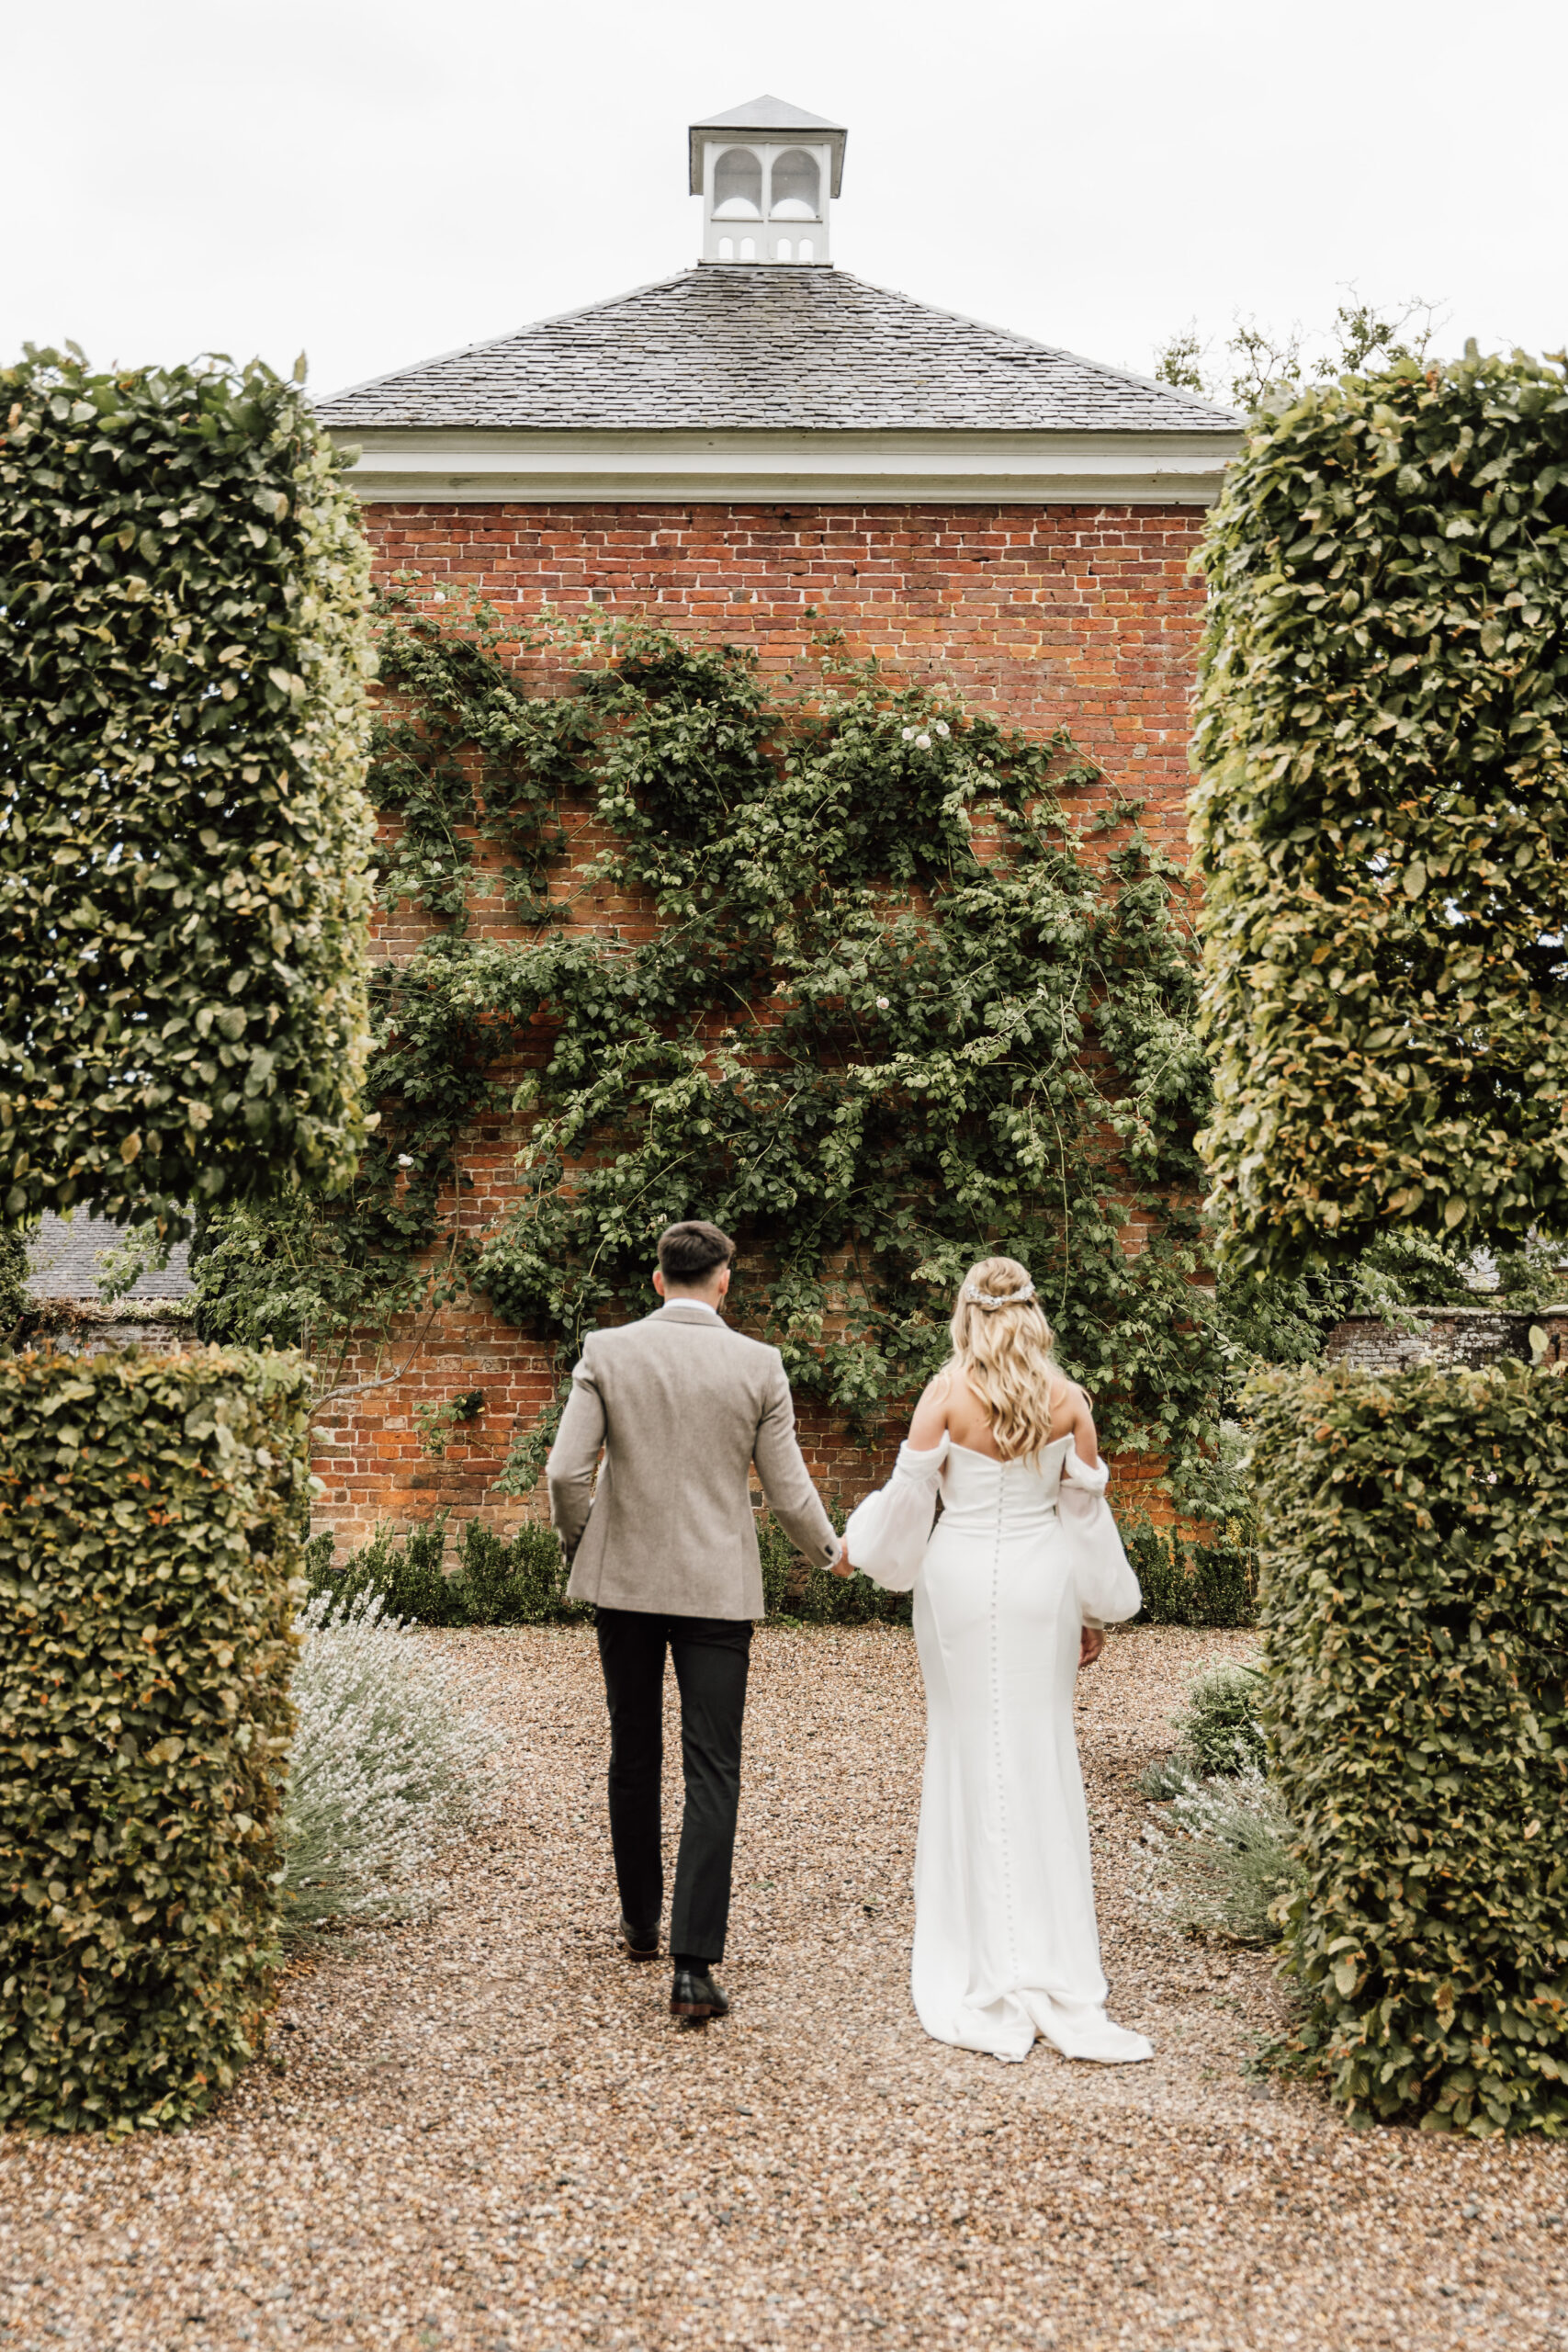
[962,1279,1036,1310]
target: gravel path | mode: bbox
[4,1623,1565,2351]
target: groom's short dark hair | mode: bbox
[657,1220,736,1284]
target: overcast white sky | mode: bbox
[7,0,1563,405]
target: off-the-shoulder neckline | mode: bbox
[948,1435,1073,1464]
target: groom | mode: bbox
[547,1220,845,2025]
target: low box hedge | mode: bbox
[1249,1361,1568,2134]
[0,1345,310,2132]
[1125,1515,1257,1628]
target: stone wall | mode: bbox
[313,497,1211,1551]
[20,1304,197,1357]
[1325,1306,1568,1374]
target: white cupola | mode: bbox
[688,94,846,266]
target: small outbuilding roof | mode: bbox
[686,94,848,194]
[318,267,1237,436]
[26,1213,193,1301]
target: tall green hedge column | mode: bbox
[0,1349,310,2133]
[0,351,377,1236]
[1192,350,1568,1277]
[1251,1362,1568,2134]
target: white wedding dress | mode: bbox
[844,1433,1153,2065]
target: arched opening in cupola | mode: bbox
[712,148,763,220]
[769,149,820,220]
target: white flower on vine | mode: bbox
[875,996,891,1010]
[915,732,931,750]
[901,726,916,741]
[934,720,951,737]
[397,1153,414,1168]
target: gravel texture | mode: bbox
[4,1623,1566,2351]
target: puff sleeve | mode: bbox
[1059,1444,1142,1627]
[841,1437,949,1592]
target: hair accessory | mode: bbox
[962,1279,1036,1309]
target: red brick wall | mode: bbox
[312,500,1206,1553]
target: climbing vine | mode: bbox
[197,594,1236,1498]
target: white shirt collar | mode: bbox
[661,1297,722,1318]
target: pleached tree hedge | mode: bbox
[1191,348,1568,1278]
[0,349,378,1237]
[1250,1362,1568,2136]
[0,345,378,2131]
[1193,342,1568,2132]
[0,1347,310,2133]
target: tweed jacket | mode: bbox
[547,1303,840,1618]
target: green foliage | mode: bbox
[307,1516,466,1628]
[0,1345,310,2132]
[1192,348,1568,1279]
[1126,1516,1258,1627]
[367,587,581,925]
[306,1514,584,1628]
[1156,295,1440,413]
[451,1519,581,1627]
[204,603,1229,1497]
[0,1224,28,1342]
[305,1509,911,1629]
[1249,1359,1568,2134]
[1173,1660,1268,1775]
[757,1509,797,1620]
[0,348,378,1238]
[1342,1227,1568,1320]
[415,1387,486,1458]
[1154,326,1210,396]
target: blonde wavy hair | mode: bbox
[945,1256,1066,1462]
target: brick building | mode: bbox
[310,96,1242,1551]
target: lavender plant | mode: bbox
[1140,1764,1300,1945]
[280,1592,497,1929]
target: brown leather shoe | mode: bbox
[670,1963,729,2026]
[617,1916,660,1962]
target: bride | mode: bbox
[843,1258,1153,2066]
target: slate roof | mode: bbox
[319,268,1237,435]
[27,1213,193,1300]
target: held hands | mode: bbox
[828,1539,855,1580]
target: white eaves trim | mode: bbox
[328,427,1241,507]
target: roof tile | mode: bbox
[319,267,1237,435]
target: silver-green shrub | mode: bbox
[1175,1661,1268,1775]
[281,1593,496,1928]
[1142,1765,1301,1945]
[1140,1657,1267,1795]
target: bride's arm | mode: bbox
[905,1369,953,1453]
[1065,1380,1100,1470]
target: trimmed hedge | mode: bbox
[304,1514,586,1628]
[1192,350,1568,1276]
[1125,1516,1258,1628]
[0,1346,310,2132]
[1250,1360,1568,2133]
[303,1506,915,1629]
[0,350,377,1236]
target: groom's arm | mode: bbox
[546,1351,607,1560]
[752,1357,842,1572]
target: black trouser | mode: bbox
[594,1609,752,1965]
